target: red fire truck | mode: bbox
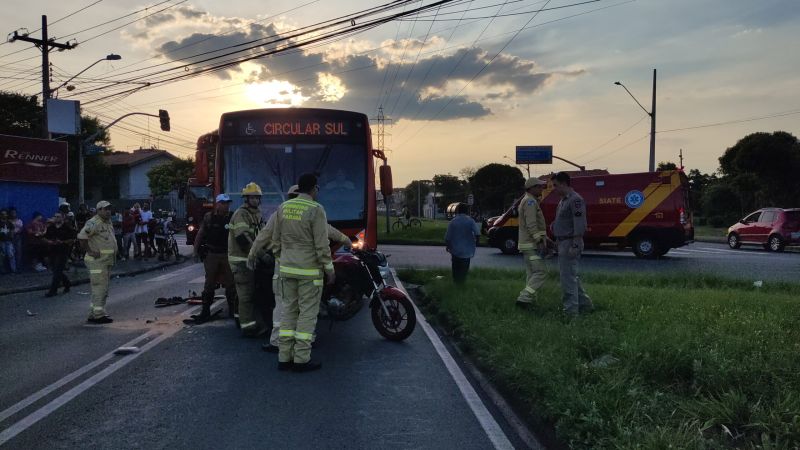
[184,108,391,249]
[487,169,694,258]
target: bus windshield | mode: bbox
[222,143,367,222]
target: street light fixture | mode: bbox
[53,53,122,93]
[614,69,657,172]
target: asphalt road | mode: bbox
[382,241,800,282]
[0,261,527,449]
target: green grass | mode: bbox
[399,268,800,449]
[377,216,486,245]
[695,225,728,239]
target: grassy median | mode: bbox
[377,216,480,245]
[399,268,800,449]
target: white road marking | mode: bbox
[0,300,222,446]
[390,269,514,450]
[0,330,157,424]
[188,276,205,284]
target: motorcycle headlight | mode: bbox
[351,229,366,249]
[187,225,195,232]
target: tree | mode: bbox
[0,91,42,137]
[703,183,742,227]
[148,158,195,198]
[0,91,112,203]
[718,131,800,211]
[468,163,524,215]
[686,168,717,217]
[404,180,431,216]
[657,161,678,171]
[432,173,466,207]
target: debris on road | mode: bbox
[114,346,140,355]
[26,310,37,317]
[155,296,187,307]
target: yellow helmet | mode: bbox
[241,182,263,196]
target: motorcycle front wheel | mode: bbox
[371,293,416,341]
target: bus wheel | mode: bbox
[632,235,659,259]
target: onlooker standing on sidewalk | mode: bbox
[9,207,24,271]
[121,209,136,260]
[44,212,76,297]
[136,202,154,259]
[551,172,593,316]
[445,203,480,284]
[26,212,48,272]
[112,210,123,261]
[0,209,17,274]
[131,203,143,258]
[78,201,117,324]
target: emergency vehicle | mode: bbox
[486,169,694,258]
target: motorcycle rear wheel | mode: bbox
[371,293,416,341]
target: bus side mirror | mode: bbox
[379,165,393,198]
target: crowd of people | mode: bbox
[0,201,180,284]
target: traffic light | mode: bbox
[159,109,170,131]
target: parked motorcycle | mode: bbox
[321,247,416,341]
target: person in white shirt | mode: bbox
[135,202,154,259]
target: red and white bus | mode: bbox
[186,108,391,249]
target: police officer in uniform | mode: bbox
[248,185,351,354]
[271,174,334,372]
[190,194,237,323]
[516,177,551,308]
[228,182,266,336]
[78,200,117,324]
[551,172,593,316]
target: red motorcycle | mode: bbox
[322,248,416,341]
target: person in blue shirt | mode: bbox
[445,203,481,284]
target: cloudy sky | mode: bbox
[1,0,798,184]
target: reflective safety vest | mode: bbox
[228,204,262,264]
[78,215,117,264]
[517,193,547,252]
[271,193,333,279]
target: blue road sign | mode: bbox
[83,144,105,156]
[516,146,553,164]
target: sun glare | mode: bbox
[244,80,308,107]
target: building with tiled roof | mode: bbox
[103,148,177,199]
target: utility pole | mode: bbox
[9,16,77,138]
[649,68,657,173]
[371,105,392,234]
[679,148,684,170]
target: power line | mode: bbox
[573,114,648,161]
[656,109,800,133]
[398,0,601,20]
[584,133,649,164]
[67,0,459,105]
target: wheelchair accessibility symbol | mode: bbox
[625,190,645,209]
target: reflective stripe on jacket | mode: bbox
[517,194,547,251]
[228,205,262,263]
[271,193,333,279]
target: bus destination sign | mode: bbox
[237,119,354,137]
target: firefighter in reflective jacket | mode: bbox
[516,177,551,308]
[228,182,266,337]
[78,200,117,324]
[271,174,333,372]
[248,185,351,354]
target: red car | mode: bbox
[727,208,800,252]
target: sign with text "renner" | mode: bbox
[0,134,69,184]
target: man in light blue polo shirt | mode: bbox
[445,203,480,284]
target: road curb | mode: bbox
[0,258,189,297]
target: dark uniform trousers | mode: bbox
[202,252,237,313]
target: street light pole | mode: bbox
[614,68,657,172]
[649,68,657,173]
